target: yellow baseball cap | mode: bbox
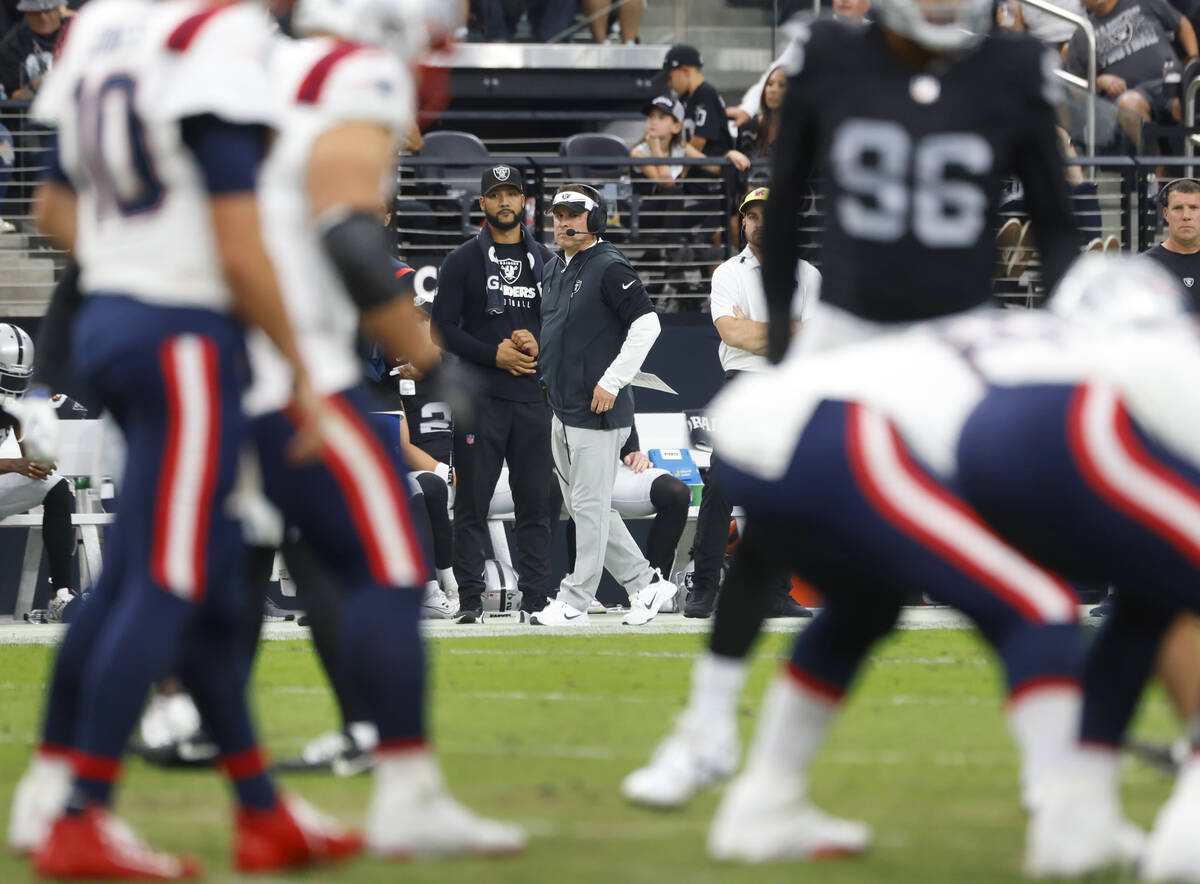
[738,187,769,215]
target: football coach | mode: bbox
[532,184,678,627]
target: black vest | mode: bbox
[539,241,636,430]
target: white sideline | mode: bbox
[0,606,1099,646]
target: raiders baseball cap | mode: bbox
[17,0,60,11]
[662,44,703,70]
[642,94,685,123]
[739,186,770,215]
[480,164,524,196]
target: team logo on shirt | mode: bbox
[573,280,583,295]
[492,166,510,181]
[499,257,522,284]
[1186,277,1195,288]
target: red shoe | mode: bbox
[34,806,202,880]
[234,794,363,873]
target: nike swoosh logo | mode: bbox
[564,612,583,620]
[622,280,636,290]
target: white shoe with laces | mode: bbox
[708,767,871,862]
[529,598,589,626]
[623,572,678,626]
[421,581,456,619]
[622,712,738,808]
[8,754,72,854]
[366,753,527,858]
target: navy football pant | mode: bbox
[255,386,429,750]
[959,383,1200,746]
[719,399,1081,704]
[50,296,272,809]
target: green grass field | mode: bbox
[0,628,1180,883]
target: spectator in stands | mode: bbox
[476,0,578,42]
[683,187,817,619]
[1143,176,1200,299]
[431,164,557,624]
[1065,0,1197,153]
[531,184,677,626]
[631,94,704,188]
[581,0,642,43]
[996,0,1084,50]
[0,0,61,100]
[663,44,741,176]
[732,65,786,191]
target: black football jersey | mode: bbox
[1142,244,1200,309]
[399,378,453,464]
[763,21,1081,330]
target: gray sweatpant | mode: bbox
[550,414,656,611]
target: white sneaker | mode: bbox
[623,572,678,626]
[622,712,738,809]
[708,767,870,862]
[8,754,72,854]
[1143,759,1200,881]
[529,598,589,627]
[1024,769,1143,877]
[139,692,202,750]
[421,581,456,620]
[366,753,527,858]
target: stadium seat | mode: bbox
[417,130,493,236]
[559,133,637,238]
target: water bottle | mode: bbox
[1165,58,1182,102]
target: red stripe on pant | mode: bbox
[73,752,120,783]
[219,747,267,781]
[844,403,1049,624]
[784,662,845,704]
[376,737,428,757]
[1008,675,1081,706]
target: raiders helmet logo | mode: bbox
[493,166,510,181]
[1186,277,1195,288]
[499,258,522,284]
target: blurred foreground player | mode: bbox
[243,0,526,857]
[5,0,358,878]
[707,256,1200,877]
[625,0,1083,810]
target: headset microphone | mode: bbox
[565,228,579,237]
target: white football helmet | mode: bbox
[481,559,522,613]
[1050,253,1192,330]
[291,0,461,60]
[0,323,33,398]
[876,0,993,53]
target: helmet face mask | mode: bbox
[878,0,993,53]
[0,323,33,400]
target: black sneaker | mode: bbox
[766,593,813,618]
[456,605,483,624]
[519,596,550,616]
[683,586,717,619]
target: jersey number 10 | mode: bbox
[832,119,993,248]
[74,74,164,218]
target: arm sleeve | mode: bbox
[694,91,727,142]
[600,261,655,327]
[598,311,661,396]
[1014,49,1085,299]
[763,68,818,362]
[180,114,269,194]
[621,423,640,458]
[30,262,81,391]
[1064,31,1085,78]
[429,251,498,368]
[1153,0,1184,30]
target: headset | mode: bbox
[551,184,607,236]
[1158,177,1200,208]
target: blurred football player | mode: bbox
[4,0,355,878]
[626,0,1086,814]
[242,0,526,857]
[704,256,1200,877]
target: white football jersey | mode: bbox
[244,36,413,416]
[30,0,277,312]
[712,309,1200,484]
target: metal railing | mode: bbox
[1022,0,1097,159]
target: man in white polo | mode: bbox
[684,186,820,619]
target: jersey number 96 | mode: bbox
[832,118,992,248]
